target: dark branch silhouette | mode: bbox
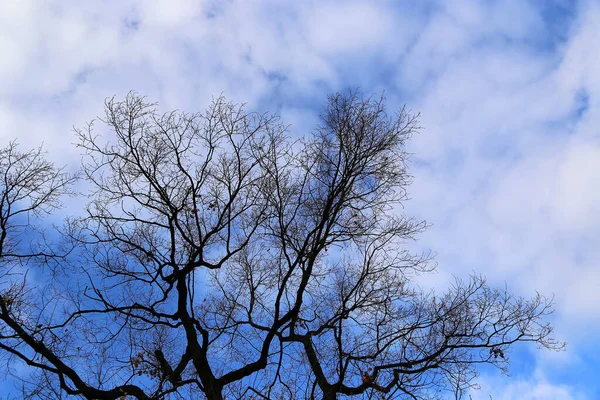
[0,91,563,399]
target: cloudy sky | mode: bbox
[1,0,598,398]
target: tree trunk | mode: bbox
[204,384,224,400]
[322,388,337,400]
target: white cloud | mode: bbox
[304,2,394,56]
[470,376,584,400]
[399,0,600,337]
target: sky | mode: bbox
[0,0,598,398]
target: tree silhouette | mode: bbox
[0,91,562,399]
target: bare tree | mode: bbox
[0,91,563,400]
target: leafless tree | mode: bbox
[0,91,563,399]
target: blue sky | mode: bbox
[0,0,599,398]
